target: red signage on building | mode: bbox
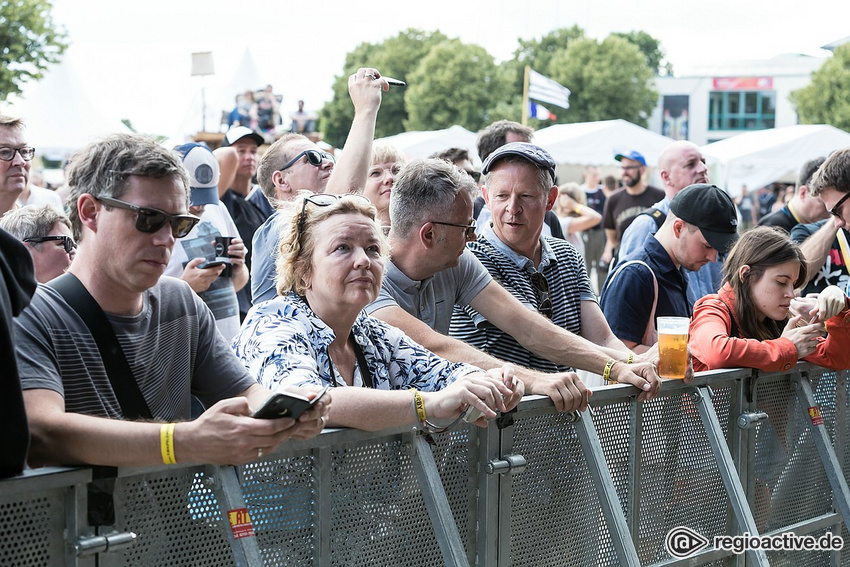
[712,77,774,90]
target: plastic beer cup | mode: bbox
[657,317,689,379]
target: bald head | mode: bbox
[658,141,708,198]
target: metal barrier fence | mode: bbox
[1,364,849,566]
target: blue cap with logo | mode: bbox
[614,150,647,167]
[174,143,220,206]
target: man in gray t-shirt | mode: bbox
[16,133,327,469]
[366,157,661,411]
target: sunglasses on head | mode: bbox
[279,149,336,172]
[295,193,373,243]
[96,196,200,238]
[530,271,553,319]
[24,234,76,254]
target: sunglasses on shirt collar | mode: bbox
[96,196,200,238]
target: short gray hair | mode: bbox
[256,133,311,203]
[390,158,467,238]
[0,204,70,242]
[65,133,189,242]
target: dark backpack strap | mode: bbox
[47,273,152,420]
[351,335,374,389]
[638,207,666,230]
[719,299,740,338]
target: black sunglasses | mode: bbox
[530,271,553,319]
[462,169,481,183]
[431,219,477,239]
[829,192,850,219]
[24,234,76,254]
[96,196,200,238]
[279,149,336,172]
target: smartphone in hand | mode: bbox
[252,386,329,420]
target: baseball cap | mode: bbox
[614,150,647,167]
[670,183,739,253]
[174,143,220,206]
[481,142,556,183]
[221,126,264,147]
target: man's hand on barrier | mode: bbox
[525,370,589,413]
[613,361,661,402]
[176,396,298,465]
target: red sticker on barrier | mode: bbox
[808,407,824,427]
[228,507,255,539]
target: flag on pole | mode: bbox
[528,69,571,110]
[529,101,557,121]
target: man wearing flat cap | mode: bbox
[601,184,738,351]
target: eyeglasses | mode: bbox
[279,149,336,172]
[0,146,35,161]
[829,192,850,219]
[530,271,553,319]
[96,196,200,238]
[431,219,477,239]
[24,234,76,254]
[462,169,481,183]
[295,193,373,243]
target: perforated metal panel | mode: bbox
[102,468,235,567]
[754,374,833,534]
[429,426,478,556]
[241,452,316,566]
[509,411,618,567]
[0,492,65,566]
[326,438,446,567]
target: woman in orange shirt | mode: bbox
[689,226,850,372]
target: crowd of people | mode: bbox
[226,85,320,145]
[2,66,850,535]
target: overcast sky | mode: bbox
[5,0,850,142]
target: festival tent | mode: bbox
[0,50,131,162]
[701,125,850,197]
[533,119,675,166]
[376,125,480,164]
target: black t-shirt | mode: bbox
[1,228,37,477]
[220,188,271,316]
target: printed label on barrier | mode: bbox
[228,507,255,539]
[808,406,824,426]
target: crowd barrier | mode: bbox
[1,363,849,566]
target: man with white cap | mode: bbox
[165,143,248,341]
[219,126,269,319]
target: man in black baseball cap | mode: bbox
[602,183,738,351]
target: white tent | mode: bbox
[533,119,675,166]
[701,125,850,196]
[0,50,130,161]
[376,125,480,165]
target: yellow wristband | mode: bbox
[627,353,635,364]
[603,359,618,384]
[412,389,427,424]
[160,423,177,465]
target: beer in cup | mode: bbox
[657,316,689,379]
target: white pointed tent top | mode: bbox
[533,119,675,166]
[376,125,480,165]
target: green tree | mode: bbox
[404,39,507,132]
[548,35,658,126]
[514,26,585,78]
[320,29,447,147]
[791,44,850,131]
[611,30,673,76]
[0,0,67,100]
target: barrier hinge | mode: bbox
[486,453,527,475]
[74,531,137,557]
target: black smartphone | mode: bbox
[251,386,329,420]
[198,259,230,270]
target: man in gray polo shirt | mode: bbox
[367,158,661,409]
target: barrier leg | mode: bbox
[794,374,850,533]
[213,465,265,567]
[575,411,642,567]
[410,434,471,567]
[694,386,770,566]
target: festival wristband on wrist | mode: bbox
[603,359,618,384]
[627,353,635,364]
[160,423,177,465]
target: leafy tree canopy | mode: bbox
[791,44,850,132]
[0,0,67,101]
[611,30,673,76]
